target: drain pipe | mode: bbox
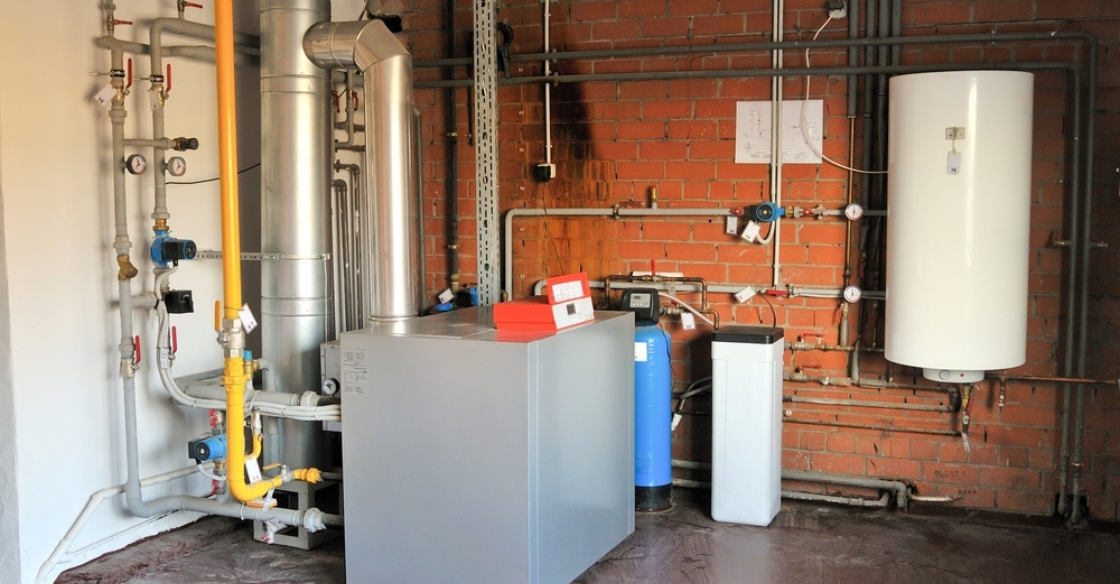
[305,18,421,322]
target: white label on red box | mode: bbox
[551,297,595,329]
[550,280,586,303]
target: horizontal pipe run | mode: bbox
[671,459,711,471]
[417,61,1073,90]
[990,375,1118,386]
[415,31,1094,69]
[671,480,896,509]
[784,395,957,413]
[505,207,729,299]
[783,469,909,509]
[783,490,892,508]
[786,417,960,438]
[533,278,880,301]
[96,37,259,59]
[786,372,956,393]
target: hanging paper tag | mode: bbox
[438,288,454,303]
[149,90,162,111]
[94,83,117,107]
[634,341,648,363]
[681,312,696,330]
[961,432,971,453]
[947,151,962,174]
[159,347,171,370]
[741,220,761,242]
[238,304,258,333]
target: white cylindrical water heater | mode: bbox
[885,70,1034,383]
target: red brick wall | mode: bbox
[397,0,1120,520]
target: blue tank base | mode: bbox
[636,484,673,511]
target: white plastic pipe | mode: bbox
[35,465,203,584]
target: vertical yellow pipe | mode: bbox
[215,0,241,320]
[214,0,319,502]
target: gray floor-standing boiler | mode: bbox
[340,308,635,583]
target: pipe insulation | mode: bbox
[305,19,421,322]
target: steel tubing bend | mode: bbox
[305,19,421,323]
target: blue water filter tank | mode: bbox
[634,324,672,510]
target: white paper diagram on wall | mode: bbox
[734,100,824,164]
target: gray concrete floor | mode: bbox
[60,492,1120,584]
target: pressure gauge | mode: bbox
[844,203,864,221]
[125,154,147,175]
[166,156,187,177]
[842,285,863,304]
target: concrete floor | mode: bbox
[60,492,1120,584]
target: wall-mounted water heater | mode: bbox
[886,70,1034,383]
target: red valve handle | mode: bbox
[351,92,359,109]
[133,335,141,364]
[183,1,204,8]
[332,90,341,113]
[126,58,132,88]
[171,326,178,353]
[113,19,134,26]
[166,64,172,92]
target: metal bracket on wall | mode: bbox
[473,0,501,305]
[196,250,331,262]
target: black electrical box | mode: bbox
[620,288,660,325]
[164,290,194,314]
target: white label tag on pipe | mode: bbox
[734,286,756,303]
[149,90,161,111]
[681,311,696,330]
[94,83,117,107]
[244,457,263,483]
[741,220,761,242]
[238,303,258,334]
[725,215,739,235]
[438,288,454,303]
[947,151,962,174]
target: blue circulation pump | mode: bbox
[621,288,673,511]
[151,229,197,268]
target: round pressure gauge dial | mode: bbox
[844,203,864,221]
[166,156,187,177]
[125,154,147,176]
[842,285,863,304]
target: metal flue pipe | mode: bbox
[305,18,421,322]
[260,0,332,470]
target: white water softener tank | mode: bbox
[886,71,1034,384]
[711,326,784,526]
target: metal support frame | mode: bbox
[473,0,500,304]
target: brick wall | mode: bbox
[394,0,1120,520]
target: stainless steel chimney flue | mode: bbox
[305,19,421,323]
[261,0,331,469]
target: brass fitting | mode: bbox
[116,254,138,280]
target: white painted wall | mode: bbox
[0,2,267,582]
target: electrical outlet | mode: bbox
[827,0,847,19]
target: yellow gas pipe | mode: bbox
[214,0,319,502]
